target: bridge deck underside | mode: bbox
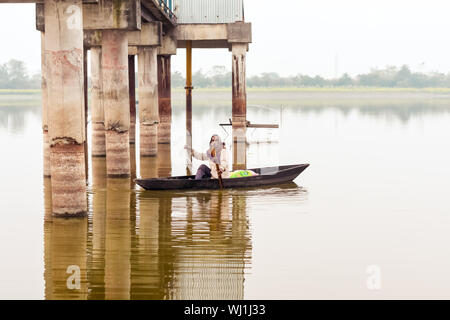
[177,40,229,49]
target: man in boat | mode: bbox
[186,134,230,180]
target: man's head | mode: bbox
[210,134,219,144]
[207,134,222,163]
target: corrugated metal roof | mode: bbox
[173,0,244,24]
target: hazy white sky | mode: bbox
[1,0,450,77]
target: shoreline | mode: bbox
[3,87,450,94]
[3,88,450,108]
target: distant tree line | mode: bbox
[0,60,41,89]
[172,65,232,88]
[173,64,450,88]
[4,59,450,89]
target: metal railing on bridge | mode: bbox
[158,0,176,20]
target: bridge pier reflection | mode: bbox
[43,218,88,300]
[104,178,131,300]
[171,192,251,299]
[43,186,251,299]
[88,157,107,299]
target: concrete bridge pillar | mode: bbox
[44,0,87,216]
[83,48,89,179]
[40,32,50,178]
[157,143,172,178]
[138,47,159,156]
[185,40,193,174]
[102,30,131,177]
[128,55,136,145]
[231,43,248,170]
[157,55,172,144]
[231,43,247,130]
[91,47,106,157]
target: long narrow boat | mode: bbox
[135,164,309,190]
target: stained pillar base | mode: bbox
[43,130,51,177]
[50,143,87,217]
[140,124,158,157]
[92,122,106,157]
[105,130,130,178]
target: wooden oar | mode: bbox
[185,146,192,176]
[216,163,223,190]
[211,147,223,190]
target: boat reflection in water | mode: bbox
[170,190,251,299]
[43,145,254,299]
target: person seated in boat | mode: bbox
[185,134,230,180]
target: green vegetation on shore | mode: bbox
[173,65,450,89]
[0,60,40,89]
[4,59,450,92]
[172,87,450,93]
[0,89,41,94]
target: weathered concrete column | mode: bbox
[157,143,172,178]
[231,43,248,170]
[83,48,89,179]
[233,128,247,171]
[41,32,50,178]
[139,142,171,179]
[129,143,136,183]
[102,30,131,177]
[185,41,193,175]
[231,43,247,130]
[91,47,106,157]
[138,47,159,156]
[45,0,87,216]
[128,55,136,144]
[140,155,157,179]
[157,55,172,144]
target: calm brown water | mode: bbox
[1,90,450,299]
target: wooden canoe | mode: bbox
[135,164,309,190]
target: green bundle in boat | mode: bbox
[229,170,258,178]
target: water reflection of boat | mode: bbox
[137,190,252,300]
[136,164,309,190]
